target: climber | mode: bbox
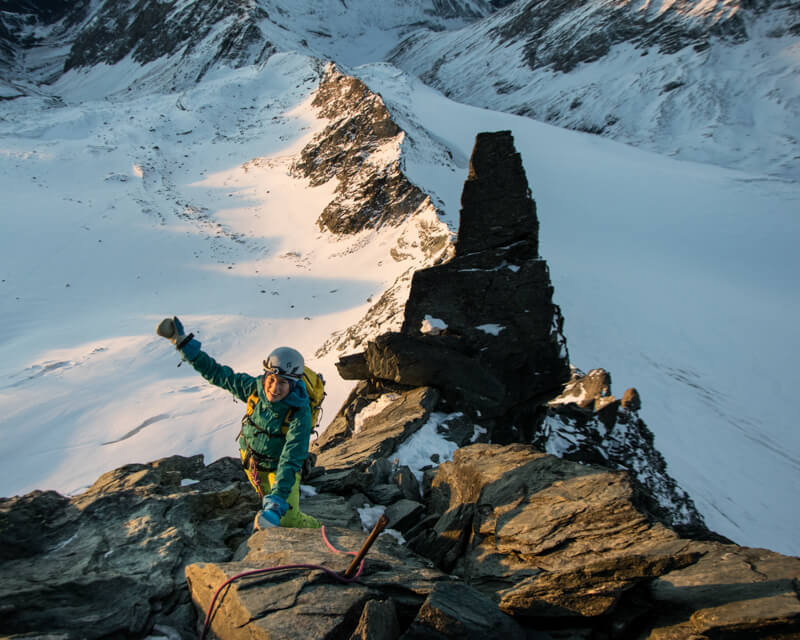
[156,316,321,530]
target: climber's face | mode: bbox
[264,373,291,402]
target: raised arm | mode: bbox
[156,316,257,402]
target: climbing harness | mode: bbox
[199,514,389,640]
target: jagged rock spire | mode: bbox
[455,130,539,256]
[335,130,570,440]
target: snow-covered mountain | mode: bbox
[389,0,800,179]
[1,0,798,558]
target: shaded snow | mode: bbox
[476,323,505,336]
[394,412,463,484]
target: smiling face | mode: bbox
[264,373,291,402]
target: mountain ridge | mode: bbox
[1,0,798,561]
[388,0,800,178]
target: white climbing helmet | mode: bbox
[263,346,304,380]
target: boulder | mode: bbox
[621,386,642,411]
[368,457,395,485]
[384,499,425,534]
[0,455,258,640]
[185,527,456,640]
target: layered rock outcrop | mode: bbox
[302,64,454,358]
[5,444,797,639]
[335,130,570,443]
[291,65,432,236]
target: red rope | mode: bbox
[199,526,364,640]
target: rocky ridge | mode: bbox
[0,1,494,94]
[1,130,799,640]
[297,64,454,358]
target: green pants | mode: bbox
[241,452,320,528]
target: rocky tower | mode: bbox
[350,130,569,438]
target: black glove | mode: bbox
[156,316,189,345]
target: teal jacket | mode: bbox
[179,339,312,501]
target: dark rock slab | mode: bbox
[366,483,405,506]
[385,499,425,535]
[302,492,363,530]
[401,582,526,639]
[368,457,395,485]
[364,333,508,412]
[306,468,372,496]
[310,381,373,459]
[349,598,401,640]
[409,503,477,574]
[337,351,370,380]
[645,544,800,639]
[393,464,421,500]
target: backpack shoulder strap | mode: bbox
[245,389,260,417]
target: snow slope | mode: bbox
[0,53,448,499]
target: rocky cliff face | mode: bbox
[297,64,454,358]
[326,130,706,538]
[291,65,430,237]
[4,448,798,639]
